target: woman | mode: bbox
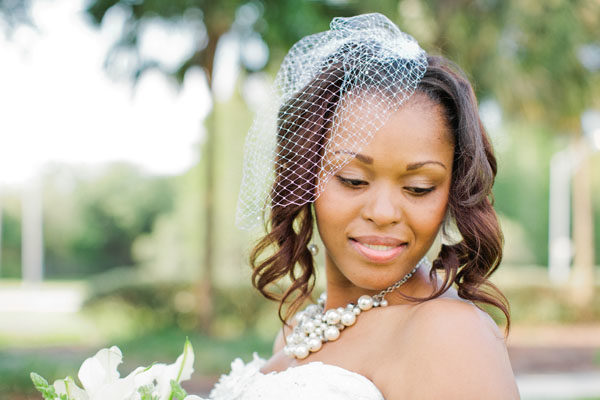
[218,13,519,399]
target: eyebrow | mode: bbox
[406,161,447,170]
[331,150,447,170]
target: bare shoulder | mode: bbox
[380,298,519,400]
[409,296,504,341]
[272,322,294,354]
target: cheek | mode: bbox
[314,185,356,245]
[314,190,341,234]
[407,188,450,237]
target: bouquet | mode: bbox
[30,339,205,400]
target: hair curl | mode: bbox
[249,55,510,332]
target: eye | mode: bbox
[405,186,435,196]
[336,175,368,188]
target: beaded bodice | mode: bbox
[206,354,384,400]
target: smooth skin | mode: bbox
[262,94,520,399]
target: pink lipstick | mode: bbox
[350,236,407,263]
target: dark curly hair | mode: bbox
[249,54,510,332]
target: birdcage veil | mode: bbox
[236,13,427,230]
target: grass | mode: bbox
[0,326,273,396]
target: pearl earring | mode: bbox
[308,244,319,256]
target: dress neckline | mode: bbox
[256,355,383,395]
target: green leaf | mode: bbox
[169,379,188,400]
[138,384,160,400]
[30,372,59,400]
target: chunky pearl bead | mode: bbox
[281,257,426,360]
[324,326,340,341]
[305,304,319,315]
[308,338,322,352]
[341,311,356,326]
[303,320,316,333]
[291,333,303,344]
[357,295,374,311]
[325,309,341,325]
[294,344,309,359]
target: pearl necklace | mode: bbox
[283,257,430,359]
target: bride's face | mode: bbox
[314,94,454,297]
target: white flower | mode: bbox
[52,346,139,400]
[133,339,195,399]
[53,376,88,400]
[40,339,205,400]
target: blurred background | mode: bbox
[0,0,599,398]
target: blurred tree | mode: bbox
[398,0,599,303]
[0,0,32,36]
[83,0,363,332]
[0,193,22,278]
[42,163,174,277]
[83,0,600,322]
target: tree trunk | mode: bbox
[570,138,595,306]
[195,29,224,333]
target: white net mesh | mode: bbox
[236,13,428,230]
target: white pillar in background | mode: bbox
[0,189,3,277]
[21,176,44,283]
[548,149,573,284]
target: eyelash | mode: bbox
[335,176,435,195]
[336,176,367,188]
[405,186,435,196]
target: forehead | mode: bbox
[326,92,453,160]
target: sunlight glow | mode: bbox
[0,0,211,185]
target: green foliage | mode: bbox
[593,155,600,265]
[0,348,82,395]
[493,122,557,265]
[84,269,279,336]
[0,193,22,278]
[169,380,188,400]
[3,327,273,395]
[483,283,600,325]
[40,163,175,277]
[138,384,160,400]
[30,372,61,400]
[85,0,361,82]
[132,164,204,281]
[114,327,273,374]
[399,0,599,130]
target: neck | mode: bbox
[324,258,434,309]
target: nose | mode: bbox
[361,184,402,226]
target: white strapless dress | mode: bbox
[206,354,385,399]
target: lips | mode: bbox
[350,236,407,263]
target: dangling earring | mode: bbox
[308,243,319,256]
[440,210,463,246]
